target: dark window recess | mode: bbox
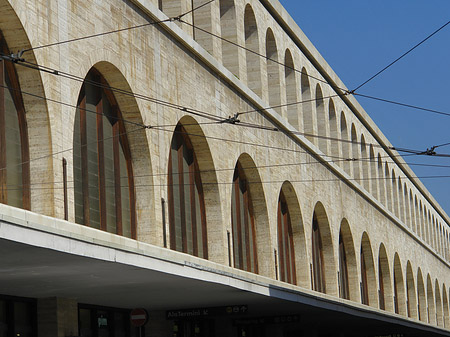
[361,248,369,305]
[73,69,136,239]
[338,232,349,300]
[231,162,258,273]
[0,31,30,210]
[168,124,208,258]
[312,214,325,293]
[277,192,296,285]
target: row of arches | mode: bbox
[157,0,450,261]
[165,114,450,326]
[1,4,449,329]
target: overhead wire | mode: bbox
[0,2,448,197]
[2,11,450,156]
[19,0,216,55]
[175,18,450,122]
[177,18,343,92]
[1,56,423,154]
[352,20,450,92]
[0,149,430,192]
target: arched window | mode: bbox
[168,124,208,258]
[73,70,136,238]
[277,192,296,285]
[312,213,326,293]
[338,231,350,299]
[231,162,258,273]
[379,259,385,310]
[0,33,30,209]
[361,247,369,305]
[378,244,393,312]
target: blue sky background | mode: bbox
[278,0,450,216]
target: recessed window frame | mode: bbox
[338,231,350,299]
[0,32,30,209]
[74,69,136,238]
[277,192,296,285]
[312,214,326,293]
[361,247,369,305]
[168,124,208,258]
[231,162,258,273]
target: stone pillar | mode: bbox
[37,297,78,337]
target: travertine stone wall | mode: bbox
[1,0,450,329]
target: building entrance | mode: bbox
[78,305,135,337]
[172,319,215,337]
[0,295,36,337]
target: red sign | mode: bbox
[130,308,148,327]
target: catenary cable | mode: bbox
[19,0,216,54]
[353,20,450,92]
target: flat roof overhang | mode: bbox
[0,213,449,337]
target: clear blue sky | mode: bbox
[278,0,450,217]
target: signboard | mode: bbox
[167,305,248,319]
[130,308,149,327]
[233,314,300,326]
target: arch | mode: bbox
[0,9,52,216]
[301,68,314,144]
[406,261,417,319]
[73,68,139,238]
[414,196,419,234]
[192,0,214,54]
[278,181,308,287]
[424,208,430,245]
[244,4,261,97]
[173,116,223,262]
[340,112,351,174]
[385,163,393,212]
[265,28,281,116]
[0,32,30,209]
[404,185,411,228]
[391,170,399,218]
[284,49,298,129]
[311,202,337,296]
[417,268,427,321]
[167,120,213,259]
[427,274,436,324]
[360,134,369,191]
[419,201,424,239]
[328,99,339,159]
[377,154,386,206]
[360,232,377,307]
[277,188,296,285]
[168,124,207,257]
[220,0,239,76]
[316,84,327,154]
[231,153,271,276]
[393,253,406,315]
[379,244,393,312]
[398,178,405,222]
[351,124,360,182]
[435,280,443,327]
[369,146,378,198]
[443,283,449,328]
[338,219,358,301]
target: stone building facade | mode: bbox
[0,0,449,336]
